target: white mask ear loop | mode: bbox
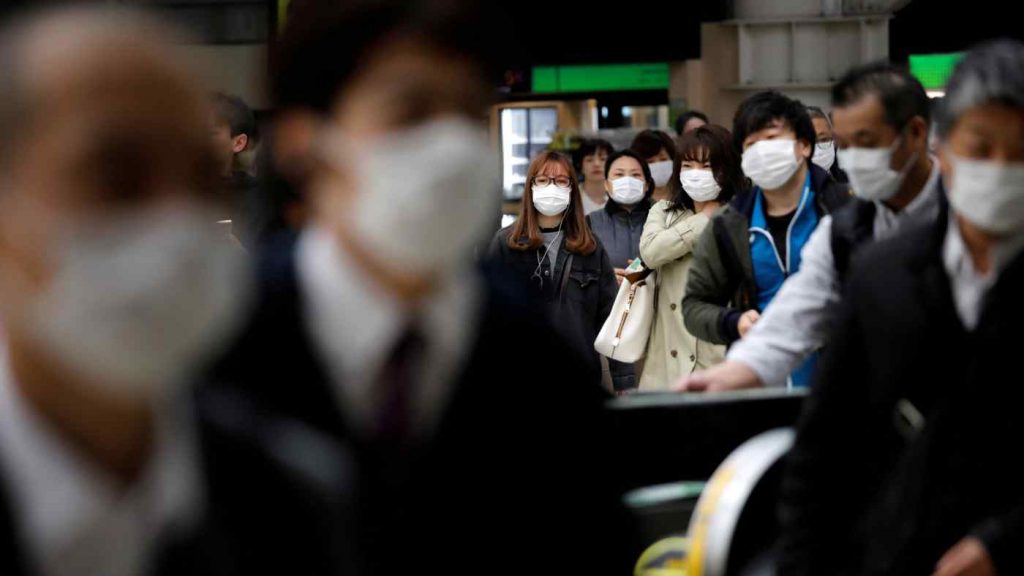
[890,134,921,181]
[531,208,570,287]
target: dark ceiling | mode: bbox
[498,0,1023,67]
[4,0,1022,65]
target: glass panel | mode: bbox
[500,107,558,201]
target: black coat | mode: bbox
[487,226,636,391]
[778,209,1024,575]
[200,235,640,576]
[0,388,354,576]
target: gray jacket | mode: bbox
[727,161,943,387]
[587,200,652,270]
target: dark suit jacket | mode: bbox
[200,235,640,576]
[778,208,1024,575]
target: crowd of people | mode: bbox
[0,0,1022,575]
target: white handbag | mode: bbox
[594,266,657,363]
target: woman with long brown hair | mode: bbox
[489,150,635,392]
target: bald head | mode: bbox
[0,7,217,208]
[20,9,199,112]
[0,7,223,336]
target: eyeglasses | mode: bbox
[532,176,572,188]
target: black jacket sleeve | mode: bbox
[776,270,874,575]
[972,507,1024,574]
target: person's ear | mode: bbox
[796,139,812,160]
[938,142,953,186]
[232,133,249,154]
[906,116,930,151]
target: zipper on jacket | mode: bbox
[749,227,786,273]
[748,181,811,276]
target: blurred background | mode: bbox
[5,0,1012,208]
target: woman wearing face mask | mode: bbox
[638,126,741,390]
[588,150,655,285]
[682,91,850,388]
[630,130,678,204]
[489,151,635,392]
[807,106,849,184]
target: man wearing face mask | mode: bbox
[807,106,849,183]
[681,91,850,388]
[0,7,350,576]
[201,1,639,574]
[678,64,940,392]
[777,40,1024,576]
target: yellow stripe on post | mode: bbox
[686,466,735,576]
[278,0,290,33]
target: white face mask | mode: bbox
[741,139,803,191]
[27,206,248,400]
[812,141,836,171]
[679,169,721,202]
[532,183,572,216]
[323,117,498,276]
[609,176,646,205]
[649,160,674,187]
[837,137,918,202]
[947,154,1024,235]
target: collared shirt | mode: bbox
[0,341,202,576]
[942,213,1024,331]
[297,226,482,436]
[728,158,943,387]
[581,192,607,215]
[873,158,943,242]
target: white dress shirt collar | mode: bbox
[296,226,482,436]
[873,155,942,241]
[942,213,1024,330]
[0,339,203,576]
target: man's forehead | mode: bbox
[754,119,789,134]
[744,120,791,143]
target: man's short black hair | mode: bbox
[733,91,816,152]
[832,61,931,130]
[272,0,508,112]
[674,110,709,136]
[211,92,255,140]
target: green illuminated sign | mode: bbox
[278,0,290,33]
[532,63,670,94]
[910,53,965,90]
